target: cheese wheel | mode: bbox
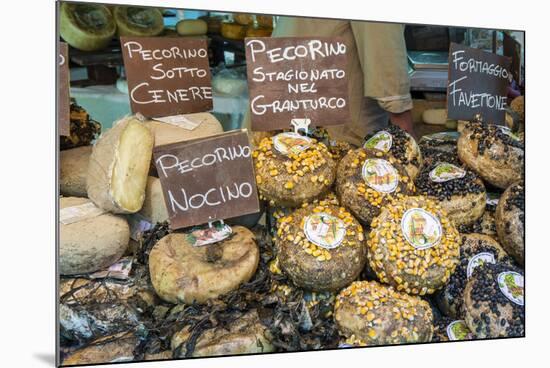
[336,148,415,225]
[60,146,92,197]
[277,200,367,292]
[253,133,336,207]
[221,22,247,40]
[246,26,272,37]
[368,196,461,295]
[113,6,164,37]
[457,122,524,189]
[495,182,525,265]
[463,263,524,338]
[144,113,224,147]
[176,19,208,36]
[60,197,129,275]
[149,226,259,304]
[363,124,423,181]
[414,161,486,227]
[422,108,448,125]
[62,331,138,365]
[171,310,274,357]
[59,3,116,51]
[334,281,434,346]
[435,233,514,318]
[138,176,168,224]
[87,115,154,214]
[256,15,273,28]
[233,13,254,26]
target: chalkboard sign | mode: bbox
[245,37,351,131]
[153,130,260,230]
[58,42,70,136]
[120,37,213,118]
[447,43,512,124]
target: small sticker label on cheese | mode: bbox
[154,114,203,130]
[363,130,392,153]
[429,163,466,183]
[467,252,496,278]
[361,158,399,193]
[497,271,524,306]
[446,320,473,341]
[273,132,313,156]
[401,208,442,250]
[304,212,346,250]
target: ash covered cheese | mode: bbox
[253,133,336,207]
[334,280,433,345]
[368,196,461,295]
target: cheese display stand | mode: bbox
[57,4,525,366]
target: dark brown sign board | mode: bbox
[120,37,213,118]
[447,42,512,124]
[153,129,260,230]
[503,32,521,84]
[58,42,70,136]
[245,37,350,131]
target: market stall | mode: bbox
[57,3,525,366]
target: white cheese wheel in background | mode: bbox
[87,115,154,214]
[138,176,168,224]
[175,19,207,36]
[60,146,92,197]
[422,108,448,125]
[60,197,130,275]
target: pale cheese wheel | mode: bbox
[60,197,130,275]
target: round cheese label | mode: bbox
[303,212,346,250]
[363,130,393,153]
[401,208,442,250]
[272,132,313,155]
[429,163,466,183]
[361,158,399,193]
[497,271,524,306]
[446,320,473,341]
[498,126,521,141]
[467,252,496,278]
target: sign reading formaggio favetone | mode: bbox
[153,130,260,230]
[447,43,512,124]
[245,37,351,131]
[120,37,213,118]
